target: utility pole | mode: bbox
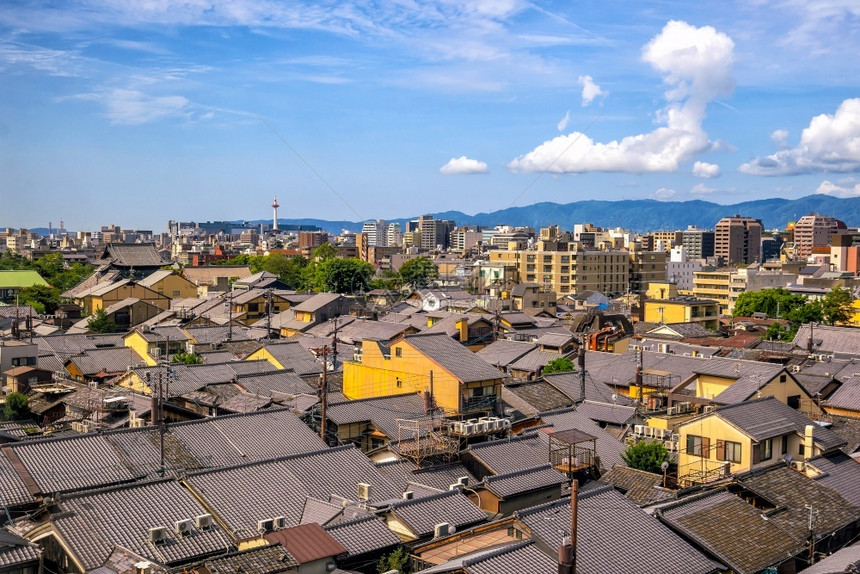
[312,345,330,443]
[226,292,233,342]
[265,289,273,341]
[636,347,644,407]
[158,368,165,475]
[577,340,586,403]
[806,504,816,565]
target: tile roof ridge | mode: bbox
[485,464,554,482]
[514,496,570,518]
[59,475,176,501]
[468,432,537,450]
[166,405,296,429]
[324,514,377,530]
[388,488,461,509]
[538,406,577,416]
[654,486,731,513]
[186,444,355,478]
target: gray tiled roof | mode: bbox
[658,489,804,574]
[466,433,553,477]
[375,459,477,493]
[54,479,232,571]
[737,464,860,543]
[235,370,316,397]
[293,293,343,313]
[35,333,125,359]
[385,490,487,538]
[200,545,299,574]
[325,393,429,439]
[404,333,503,383]
[502,381,573,413]
[809,451,860,506]
[324,516,401,558]
[258,341,323,376]
[0,536,40,567]
[801,541,860,574]
[794,324,860,357]
[710,396,845,449]
[509,348,571,374]
[102,243,165,267]
[824,375,860,412]
[482,464,567,498]
[542,371,634,405]
[301,497,343,526]
[598,465,675,506]
[539,409,628,470]
[518,487,719,574]
[186,325,251,344]
[64,347,146,375]
[475,339,535,368]
[575,400,637,426]
[185,446,401,535]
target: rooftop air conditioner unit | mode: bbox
[449,483,463,491]
[402,491,414,500]
[457,476,469,487]
[634,425,645,436]
[195,514,213,530]
[463,423,476,435]
[667,407,677,416]
[148,526,168,544]
[792,365,801,373]
[357,482,372,501]
[434,523,451,538]
[273,516,286,529]
[703,405,716,414]
[174,519,193,537]
[664,440,676,452]
[500,419,511,429]
[257,518,274,533]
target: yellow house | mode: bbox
[675,396,845,486]
[643,282,720,329]
[138,269,198,300]
[74,279,170,316]
[343,333,505,416]
[245,341,323,378]
[123,326,192,367]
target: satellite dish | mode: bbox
[661,461,669,471]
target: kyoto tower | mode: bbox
[272,195,280,231]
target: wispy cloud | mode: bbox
[0,42,79,76]
[557,110,570,132]
[690,182,716,195]
[440,156,489,174]
[509,20,735,174]
[652,187,676,200]
[66,88,191,125]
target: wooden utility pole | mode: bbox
[320,346,328,443]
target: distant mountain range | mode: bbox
[19,194,859,237]
[265,194,860,234]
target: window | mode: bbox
[787,395,801,409]
[781,435,788,455]
[760,438,772,461]
[172,290,181,296]
[686,435,710,457]
[396,378,402,388]
[395,347,402,358]
[717,440,742,463]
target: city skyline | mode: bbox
[2,1,859,231]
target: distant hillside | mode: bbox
[15,194,859,237]
[273,194,860,234]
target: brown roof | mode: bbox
[264,523,347,564]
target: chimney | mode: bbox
[804,424,814,459]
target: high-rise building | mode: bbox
[681,226,715,259]
[361,219,387,247]
[387,223,402,247]
[714,215,762,264]
[792,213,845,259]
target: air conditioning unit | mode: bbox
[434,523,451,538]
[475,422,488,433]
[653,428,666,440]
[664,440,676,452]
[273,516,286,529]
[667,407,677,416]
[402,491,414,500]
[257,518,274,533]
[792,365,801,373]
[357,482,372,501]
[634,425,645,436]
[679,402,692,413]
[457,476,469,487]
[644,427,654,438]
[450,422,464,435]
[449,483,463,491]
[500,419,511,429]
[135,561,153,574]
[703,405,716,414]
[195,514,213,530]
[148,526,168,544]
[463,423,475,435]
[89,381,98,390]
[174,519,193,536]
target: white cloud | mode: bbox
[692,161,720,178]
[70,88,190,125]
[740,98,860,176]
[578,75,605,106]
[439,156,489,174]
[557,110,570,132]
[816,178,860,198]
[690,182,716,195]
[771,129,790,149]
[653,187,676,200]
[509,21,734,174]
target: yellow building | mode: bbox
[74,279,170,316]
[642,282,720,329]
[692,270,733,314]
[343,333,505,416]
[123,326,192,367]
[138,269,198,300]
[675,396,844,486]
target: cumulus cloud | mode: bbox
[557,110,570,132]
[509,21,734,174]
[692,161,720,178]
[653,187,676,200]
[817,178,860,198]
[439,156,489,174]
[578,75,605,106]
[740,98,860,176]
[771,129,790,149]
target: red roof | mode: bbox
[263,523,347,564]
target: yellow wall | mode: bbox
[824,405,860,419]
[82,283,170,315]
[150,274,198,299]
[695,374,734,401]
[759,376,823,417]
[113,371,153,396]
[124,332,158,366]
[245,347,283,369]
[677,416,751,485]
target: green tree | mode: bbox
[263,253,308,289]
[765,322,793,342]
[621,440,670,474]
[819,286,854,325]
[312,242,336,261]
[4,392,30,421]
[376,547,410,574]
[172,351,204,365]
[543,357,575,374]
[732,288,806,319]
[87,308,118,333]
[398,256,439,289]
[312,258,374,293]
[785,301,823,326]
[17,284,60,315]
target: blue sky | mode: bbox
[1,1,859,232]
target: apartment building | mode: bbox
[681,226,715,259]
[714,215,763,264]
[693,269,733,314]
[793,213,844,259]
